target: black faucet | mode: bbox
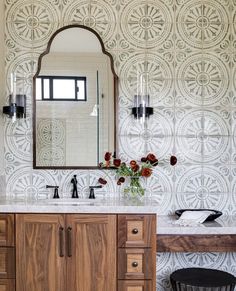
[46,185,59,199]
[71,175,79,198]
[89,185,102,199]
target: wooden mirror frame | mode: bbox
[33,24,118,169]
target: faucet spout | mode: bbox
[71,175,79,198]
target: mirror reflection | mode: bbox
[33,26,117,168]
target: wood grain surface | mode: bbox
[157,234,236,252]
[16,214,66,291]
[0,215,14,247]
[66,214,117,291]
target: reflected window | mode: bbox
[36,76,87,101]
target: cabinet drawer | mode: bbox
[118,215,155,248]
[0,279,15,291]
[118,249,153,280]
[0,249,15,279]
[0,215,14,247]
[118,280,152,291]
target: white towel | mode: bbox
[174,210,214,226]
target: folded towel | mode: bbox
[173,210,214,226]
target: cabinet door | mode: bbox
[118,249,153,280]
[16,214,66,291]
[0,248,15,279]
[0,215,14,247]
[118,215,156,248]
[0,279,15,291]
[118,280,153,291]
[66,215,116,291]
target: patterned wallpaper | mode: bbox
[3,0,236,289]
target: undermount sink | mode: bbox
[44,198,103,205]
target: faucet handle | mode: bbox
[46,185,59,199]
[89,185,102,199]
[89,185,102,189]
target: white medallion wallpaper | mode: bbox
[2,0,236,289]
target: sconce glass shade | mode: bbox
[3,73,26,121]
[131,72,154,120]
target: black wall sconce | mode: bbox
[132,94,153,119]
[131,72,153,121]
[3,73,26,122]
[3,94,26,120]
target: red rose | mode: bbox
[113,158,121,167]
[118,177,125,183]
[104,152,112,161]
[170,156,177,166]
[130,160,137,167]
[98,178,107,185]
[147,153,157,163]
[141,168,152,177]
[132,164,140,172]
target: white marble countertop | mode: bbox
[0,198,235,235]
[158,215,236,235]
[0,198,159,214]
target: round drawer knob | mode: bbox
[132,228,139,234]
[132,262,138,268]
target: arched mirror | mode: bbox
[33,25,118,169]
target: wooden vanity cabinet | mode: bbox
[118,215,156,291]
[15,213,156,291]
[0,214,15,291]
[16,214,116,291]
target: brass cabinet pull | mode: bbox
[132,228,139,234]
[67,227,72,257]
[59,227,64,257]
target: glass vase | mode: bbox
[123,176,145,199]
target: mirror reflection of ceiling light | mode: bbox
[90,104,98,116]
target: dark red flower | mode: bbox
[141,168,152,177]
[132,164,140,172]
[104,152,112,161]
[117,181,122,185]
[170,155,177,166]
[150,158,158,166]
[113,158,121,167]
[141,157,147,162]
[98,178,107,185]
[130,160,137,167]
[118,177,125,183]
[147,153,157,163]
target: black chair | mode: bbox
[170,268,236,290]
